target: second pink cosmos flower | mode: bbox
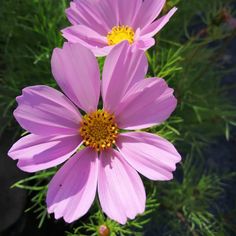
[63,0,177,56]
[8,41,181,224]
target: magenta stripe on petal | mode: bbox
[14,85,82,136]
[115,78,177,130]
[102,41,148,113]
[132,0,166,30]
[65,2,81,25]
[66,0,115,35]
[8,134,82,173]
[117,132,181,181]
[116,0,142,27]
[51,43,100,113]
[98,148,146,224]
[47,148,98,223]
[62,25,107,47]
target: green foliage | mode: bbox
[12,169,56,228]
[151,155,235,236]
[66,188,159,236]
[0,0,67,135]
[1,0,236,235]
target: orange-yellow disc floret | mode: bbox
[79,110,119,151]
[107,25,135,46]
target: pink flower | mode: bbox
[227,17,236,29]
[62,0,177,56]
[8,42,181,224]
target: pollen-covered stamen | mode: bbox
[79,110,119,152]
[107,25,135,46]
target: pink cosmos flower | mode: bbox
[8,41,181,224]
[62,0,177,56]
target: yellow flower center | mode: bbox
[107,25,135,46]
[79,110,119,151]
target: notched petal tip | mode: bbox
[7,147,15,160]
[46,148,98,224]
[172,6,178,13]
[16,162,35,173]
[98,149,146,225]
[117,132,181,181]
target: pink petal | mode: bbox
[116,0,142,26]
[116,132,181,181]
[140,7,177,39]
[62,25,107,48]
[102,41,148,113]
[132,0,166,29]
[8,134,82,173]
[65,2,81,25]
[66,0,117,35]
[61,24,114,57]
[61,25,110,57]
[132,38,155,51]
[51,42,100,113]
[94,0,119,29]
[14,86,81,136]
[47,148,98,223]
[115,78,177,130]
[91,45,114,57]
[98,148,145,224]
